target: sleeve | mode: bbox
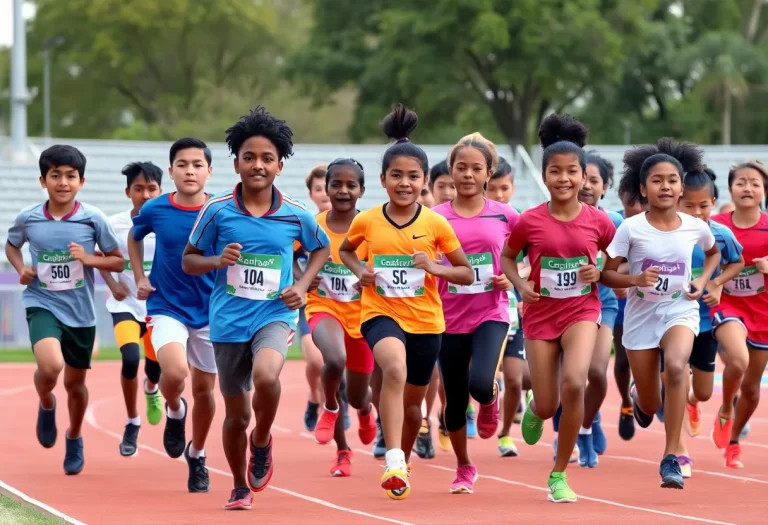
[433,214,462,254]
[606,220,631,259]
[296,209,330,252]
[6,209,29,248]
[718,227,743,265]
[597,213,618,253]
[506,213,529,259]
[355,240,368,262]
[188,202,219,252]
[131,201,155,241]
[345,211,369,247]
[506,207,521,237]
[696,220,716,251]
[93,210,120,253]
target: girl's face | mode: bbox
[431,174,456,205]
[543,153,584,203]
[381,156,425,207]
[326,166,364,214]
[579,163,606,207]
[487,174,514,204]
[641,162,681,210]
[620,192,644,218]
[729,168,766,210]
[678,186,715,222]
[451,146,491,199]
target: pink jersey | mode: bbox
[506,203,616,340]
[433,199,519,334]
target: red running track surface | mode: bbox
[0,360,766,525]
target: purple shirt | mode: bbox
[433,199,520,333]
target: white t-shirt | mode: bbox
[105,209,156,321]
[606,212,715,349]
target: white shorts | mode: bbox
[622,296,700,350]
[148,315,217,374]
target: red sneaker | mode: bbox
[477,394,499,440]
[357,405,377,445]
[314,407,339,445]
[224,487,253,510]
[329,449,353,477]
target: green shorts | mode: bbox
[26,307,96,370]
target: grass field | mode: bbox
[0,495,62,525]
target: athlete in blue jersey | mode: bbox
[182,107,330,510]
[128,137,217,494]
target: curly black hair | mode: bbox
[380,103,429,176]
[538,114,589,172]
[225,106,294,160]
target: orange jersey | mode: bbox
[346,204,462,334]
[305,211,367,338]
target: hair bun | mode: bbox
[380,103,419,142]
[538,113,588,150]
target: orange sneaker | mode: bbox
[315,407,339,445]
[330,449,353,477]
[686,401,702,437]
[712,412,733,450]
[357,405,377,445]
[725,443,744,468]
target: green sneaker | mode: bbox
[145,390,163,426]
[548,472,577,503]
[521,390,544,445]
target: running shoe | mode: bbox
[437,410,452,451]
[372,417,386,459]
[659,454,684,489]
[248,433,274,492]
[36,395,57,449]
[630,383,654,428]
[514,400,524,424]
[163,397,187,458]
[185,441,210,493]
[656,384,666,422]
[678,455,693,478]
[725,443,744,468]
[63,431,84,475]
[498,435,519,457]
[552,404,562,432]
[547,472,576,503]
[450,464,478,494]
[330,449,353,477]
[119,422,140,457]
[386,463,412,500]
[577,433,598,468]
[618,406,635,440]
[685,400,702,437]
[224,487,253,510]
[552,436,579,464]
[592,412,606,454]
[712,411,733,450]
[144,381,163,426]
[340,380,351,431]
[304,400,320,432]
[357,405,378,445]
[477,393,500,439]
[413,418,435,459]
[381,461,408,492]
[466,404,477,439]
[314,406,339,445]
[521,390,544,445]
[741,421,751,439]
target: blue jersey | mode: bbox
[7,201,120,327]
[692,220,743,332]
[598,209,624,306]
[189,185,330,343]
[132,193,215,329]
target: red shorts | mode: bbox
[711,307,768,349]
[308,312,374,374]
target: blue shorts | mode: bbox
[298,306,310,337]
[615,297,626,327]
[599,284,619,331]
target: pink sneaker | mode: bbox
[477,394,499,439]
[450,464,478,494]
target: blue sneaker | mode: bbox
[552,404,563,432]
[631,383,654,428]
[304,400,319,432]
[577,433,598,468]
[592,412,606,455]
[63,431,84,475]
[466,406,477,439]
[659,454,684,489]
[36,395,57,449]
[372,417,386,458]
[741,420,751,439]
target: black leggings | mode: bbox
[438,320,509,432]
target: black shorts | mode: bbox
[111,312,147,336]
[361,315,441,387]
[690,330,718,373]
[504,318,525,360]
[26,307,96,370]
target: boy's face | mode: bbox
[170,148,211,195]
[309,177,331,211]
[431,174,456,205]
[234,136,283,193]
[40,165,84,206]
[486,174,514,204]
[125,174,161,211]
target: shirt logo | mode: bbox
[412,234,426,239]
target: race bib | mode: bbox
[724,265,765,297]
[539,256,591,298]
[125,260,152,276]
[316,261,360,302]
[636,259,686,302]
[373,255,425,298]
[37,251,84,291]
[597,253,605,270]
[507,291,520,333]
[449,252,493,294]
[226,253,282,301]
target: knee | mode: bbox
[192,378,215,401]
[37,360,64,383]
[693,384,714,403]
[63,376,87,396]
[503,373,522,395]
[587,365,607,388]
[120,343,140,380]
[740,383,761,405]
[323,353,346,379]
[161,361,189,387]
[727,354,749,378]
[347,386,371,410]
[560,376,585,406]
[252,371,280,395]
[663,360,686,386]
[224,411,250,433]
[380,361,407,387]
[468,376,495,406]
[403,402,422,429]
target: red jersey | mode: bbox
[506,202,616,340]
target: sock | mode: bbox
[324,404,339,413]
[358,403,372,417]
[167,402,186,420]
[729,439,738,446]
[384,448,405,468]
[579,426,592,435]
[189,445,205,458]
[127,416,141,426]
[144,380,159,395]
[421,399,427,418]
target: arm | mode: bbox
[5,241,36,284]
[424,247,474,285]
[99,269,130,301]
[295,245,331,292]
[182,242,241,275]
[127,229,147,283]
[600,256,646,289]
[713,254,745,287]
[501,244,539,303]
[70,245,124,273]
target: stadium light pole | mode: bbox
[42,36,65,139]
[10,0,31,161]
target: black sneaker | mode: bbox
[413,419,435,459]
[618,407,636,441]
[304,401,320,432]
[630,383,654,428]
[63,431,84,475]
[659,454,684,489]
[185,441,210,493]
[119,423,140,457]
[163,398,187,458]
[247,433,273,492]
[36,395,57,448]
[372,417,386,459]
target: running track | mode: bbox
[1,361,766,525]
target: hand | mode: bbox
[217,243,242,268]
[702,280,722,306]
[357,266,376,290]
[412,250,436,274]
[279,284,306,310]
[68,242,87,262]
[108,281,131,301]
[19,266,36,285]
[308,273,322,292]
[634,265,659,288]
[754,256,768,274]
[136,276,155,300]
[614,287,628,299]
[520,280,540,304]
[433,252,444,265]
[685,277,707,301]
[577,261,600,283]
[491,274,513,291]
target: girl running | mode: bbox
[305,158,378,477]
[433,133,519,493]
[500,114,616,502]
[709,161,768,468]
[339,104,474,499]
[602,138,721,489]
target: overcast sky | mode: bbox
[0,0,37,48]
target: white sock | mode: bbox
[384,448,406,469]
[127,416,141,426]
[324,404,339,413]
[421,400,427,418]
[167,402,186,420]
[188,445,205,459]
[144,380,159,395]
[579,426,592,435]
